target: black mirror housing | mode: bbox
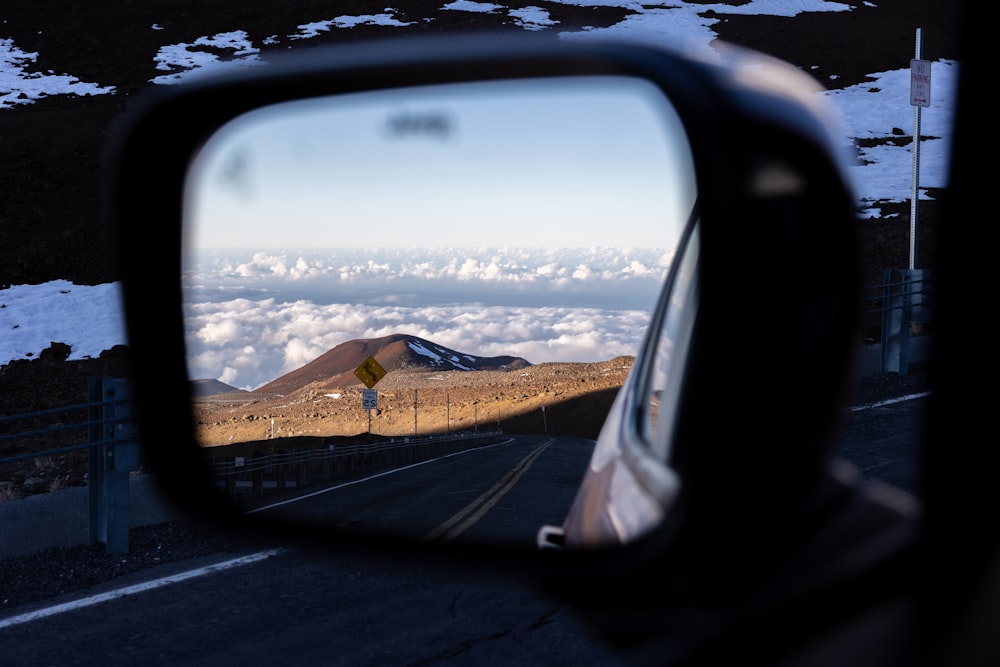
[107,33,862,575]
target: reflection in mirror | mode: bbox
[182,76,696,548]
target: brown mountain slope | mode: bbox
[193,356,634,446]
[254,334,530,397]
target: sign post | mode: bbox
[354,356,387,436]
[363,389,378,434]
[908,28,931,269]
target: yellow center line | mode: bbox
[424,439,552,543]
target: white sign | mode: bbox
[910,59,931,107]
[362,389,378,410]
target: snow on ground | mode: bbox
[0,3,958,373]
[0,281,125,363]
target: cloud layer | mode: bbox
[184,247,668,389]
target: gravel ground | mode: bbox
[0,522,238,612]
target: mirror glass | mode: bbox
[182,76,697,548]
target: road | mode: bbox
[833,391,930,496]
[240,435,592,547]
[0,396,927,666]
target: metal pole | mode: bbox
[910,28,922,270]
[87,377,104,545]
[413,389,418,437]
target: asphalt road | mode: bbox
[0,391,928,665]
[242,435,593,547]
[834,392,930,497]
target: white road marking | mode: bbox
[0,548,285,630]
[850,391,931,412]
[247,438,516,513]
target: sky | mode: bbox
[0,1,959,390]
[186,75,694,248]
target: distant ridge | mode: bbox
[190,378,245,397]
[254,333,530,397]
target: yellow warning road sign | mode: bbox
[354,356,387,388]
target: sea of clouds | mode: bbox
[184,247,670,389]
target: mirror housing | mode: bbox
[107,33,861,571]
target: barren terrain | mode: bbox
[194,358,633,447]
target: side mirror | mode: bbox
[109,34,860,562]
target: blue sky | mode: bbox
[0,1,959,390]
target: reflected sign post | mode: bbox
[355,356,387,435]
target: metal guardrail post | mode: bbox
[225,459,236,498]
[253,451,265,497]
[87,378,138,555]
[321,445,333,480]
[880,269,932,375]
[87,377,105,546]
[297,447,308,488]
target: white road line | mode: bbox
[248,438,516,513]
[850,391,932,412]
[0,548,285,631]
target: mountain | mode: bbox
[254,334,531,397]
[190,378,245,397]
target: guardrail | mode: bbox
[1,376,503,550]
[860,269,932,375]
[0,377,138,554]
[206,431,505,499]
